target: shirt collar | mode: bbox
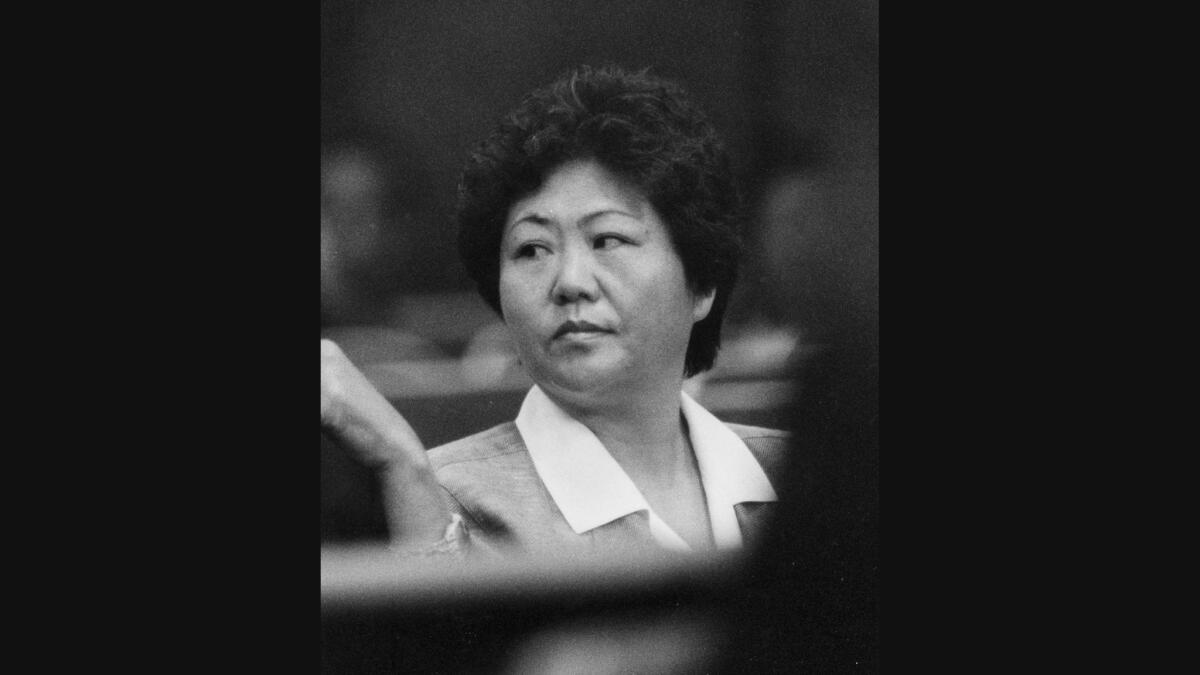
[681,390,778,548]
[515,385,778,550]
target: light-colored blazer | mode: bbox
[427,421,791,560]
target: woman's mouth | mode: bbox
[553,320,612,340]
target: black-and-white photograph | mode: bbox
[320,1,877,671]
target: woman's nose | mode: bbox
[551,245,599,304]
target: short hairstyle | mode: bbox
[456,65,743,377]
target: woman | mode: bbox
[320,66,789,560]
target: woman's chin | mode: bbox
[534,359,629,400]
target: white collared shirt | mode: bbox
[514,385,778,552]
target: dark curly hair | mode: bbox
[456,65,743,377]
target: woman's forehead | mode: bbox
[505,160,649,231]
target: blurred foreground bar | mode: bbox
[321,545,743,673]
[321,544,741,615]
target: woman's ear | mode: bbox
[692,287,716,323]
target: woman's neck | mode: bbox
[546,380,693,488]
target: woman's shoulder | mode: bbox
[425,422,548,538]
[426,422,530,472]
[722,421,792,484]
[724,421,792,457]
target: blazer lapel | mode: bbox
[734,502,778,549]
[587,510,665,557]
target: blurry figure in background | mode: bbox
[728,134,828,330]
[754,175,825,329]
[321,126,427,328]
[320,127,449,365]
[320,65,788,560]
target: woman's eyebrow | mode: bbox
[508,208,638,231]
[507,212,552,230]
[580,208,639,225]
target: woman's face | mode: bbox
[499,159,714,408]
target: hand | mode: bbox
[322,338,385,434]
[321,338,427,461]
[321,339,452,545]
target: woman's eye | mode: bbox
[515,243,546,259]
[594,235,625,250]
